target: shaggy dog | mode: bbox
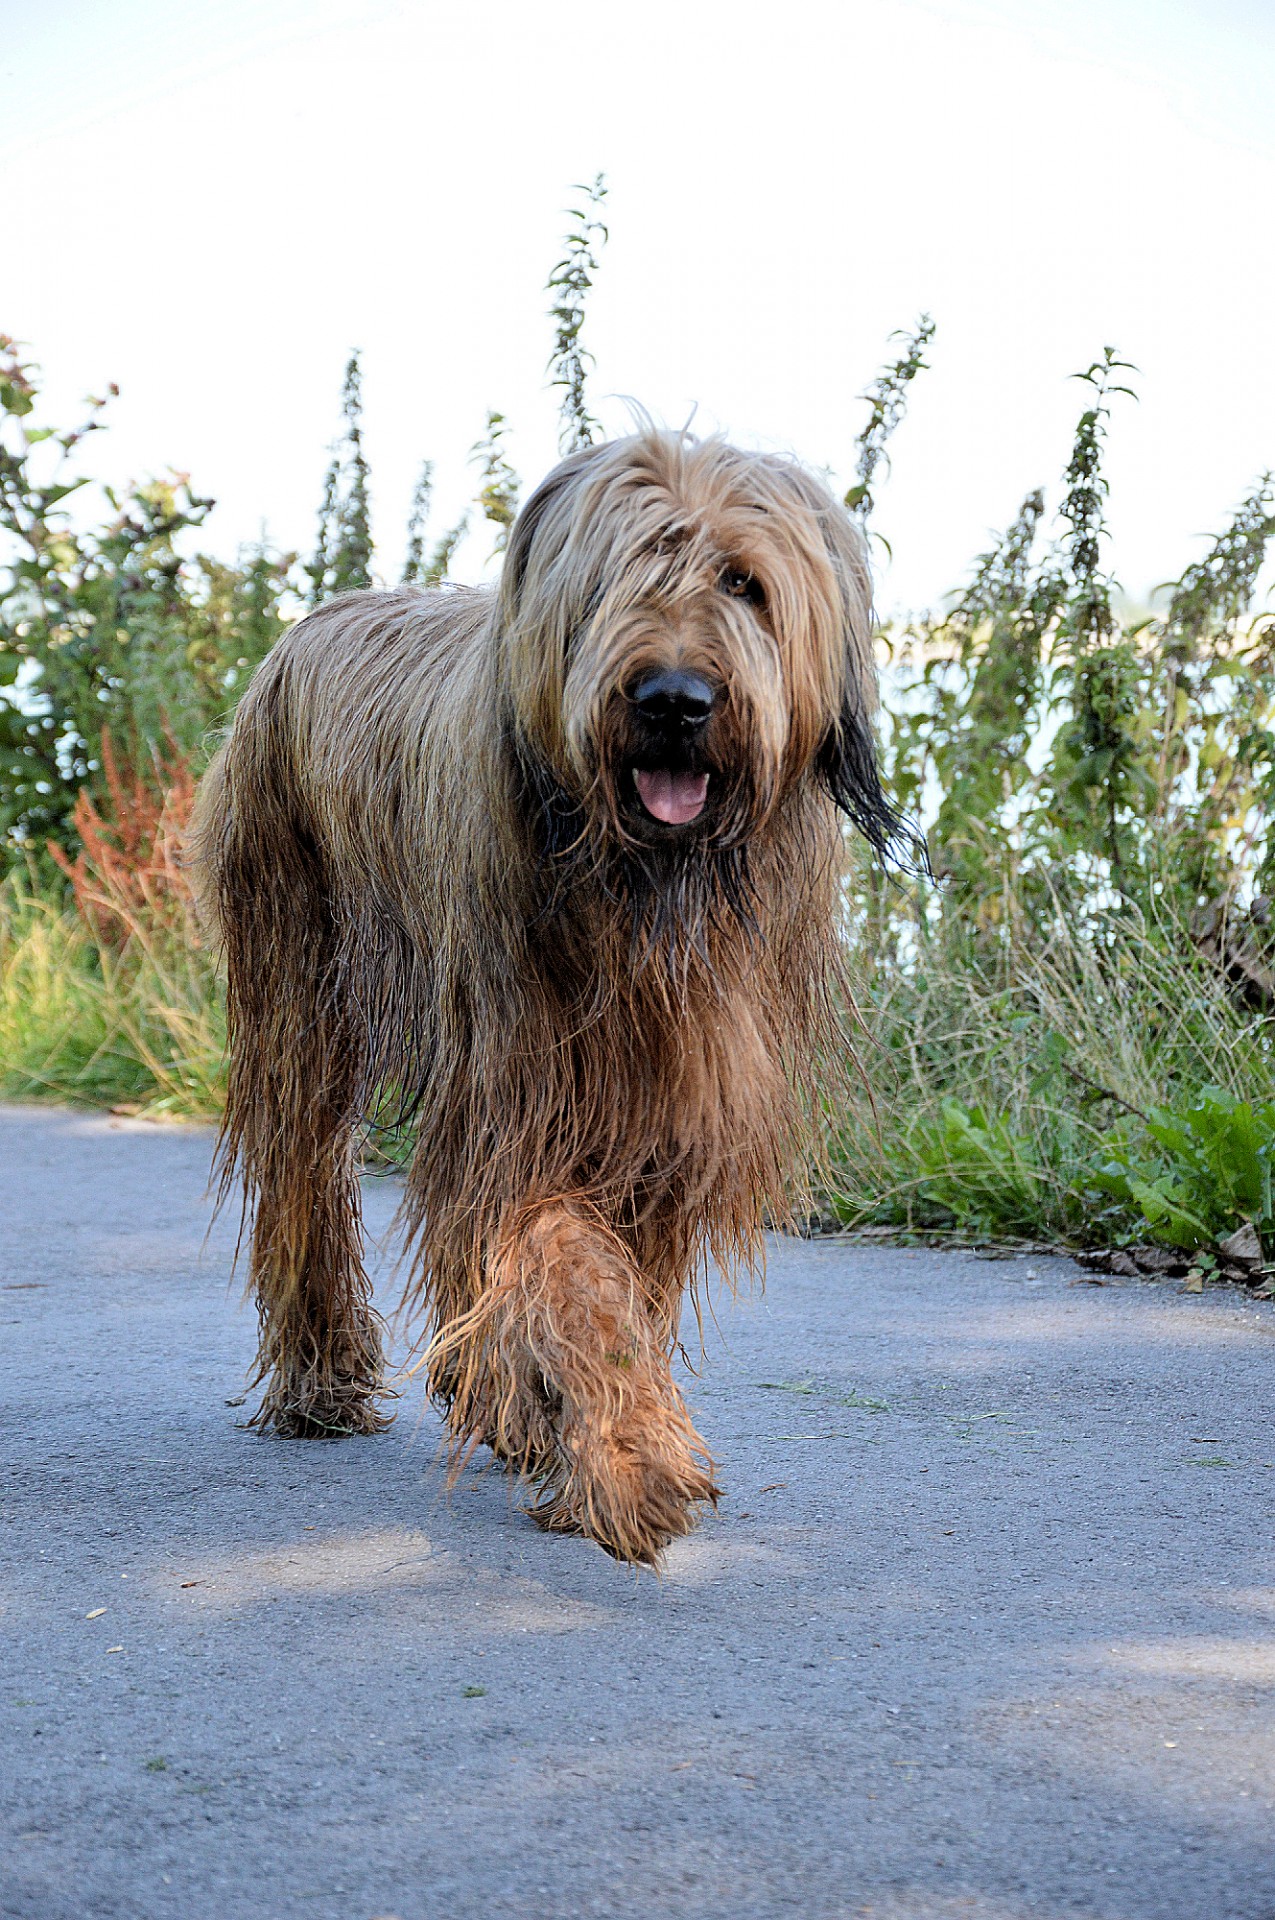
[189,428,904,1565]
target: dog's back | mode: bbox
[189,584,496,947]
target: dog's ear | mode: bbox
[498,440,617,779]
[805,486,926,870]
[501,441,611,612]
[817,696,913,863]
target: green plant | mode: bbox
[878,348,1275,940]
[0,335,294,860]
[401,461,434,583]
[418,514,469,588]
[911,1100,1053,1237]
[306,350,373,604]
[829,865,1274,1251]
[547,173,608,455]
[0,336,483,867]
[0,864,225,1118]
[471,410,521,555]
[845,314,935,524]
[1089,1090,1275,1252]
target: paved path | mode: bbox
[2,1103,1272,1920]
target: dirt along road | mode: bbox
[2,1102,1272,1920]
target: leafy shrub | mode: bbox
[910,1100,1053,1238]
[1089,1091,1274,1253]
[1,206,1273,1276]
[0,332,291,858]
[0,338,468,865]
[822,330,1275,1266]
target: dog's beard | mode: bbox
[517,749,758,979]
[618,833,757,977]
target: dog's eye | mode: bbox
[719,567,766,609]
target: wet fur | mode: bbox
[188,429,903,1564]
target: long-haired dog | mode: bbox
[189,427,904,1565]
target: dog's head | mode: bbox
[499,429,905,901]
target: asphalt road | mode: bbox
[2,1101,1272,1920]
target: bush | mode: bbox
[1,243,1272,1274]
[1091,1090,1274,1254]
[827,884,1272,1255]
[0,866,224,1119]
[825,339,1275,1271]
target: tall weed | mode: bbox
[2,209,1273,1268]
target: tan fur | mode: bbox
[188,428,899,1564]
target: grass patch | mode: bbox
[828,893,1273,1257]
[0,869,224,1121]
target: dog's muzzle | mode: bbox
[628,669,716,826]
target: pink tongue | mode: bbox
[634,768,709,825]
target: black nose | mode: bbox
[631,668,716,729]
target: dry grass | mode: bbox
[828,887,1273,1243]
[0,871,225,1118]
[0,739,225,1119]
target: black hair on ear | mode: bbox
[818,698,930,873]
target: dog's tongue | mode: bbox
[634,768,710,825]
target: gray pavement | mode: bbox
[1,1101,1273,1920]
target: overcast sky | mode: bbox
[4,0,1273,615]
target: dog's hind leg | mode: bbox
[241,1059,388,1439]
[196,746,388,1439]
[433,1201,717,1565]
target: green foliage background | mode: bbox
[1,179,1273,1276]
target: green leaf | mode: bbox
[41,480,88,508]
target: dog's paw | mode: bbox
[529,1416,719,1566]
[251,1383,394,1438]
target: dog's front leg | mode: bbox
[434,1200,718,1565]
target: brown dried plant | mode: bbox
[50,731,199,948]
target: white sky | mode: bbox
[4,0,1274,616]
